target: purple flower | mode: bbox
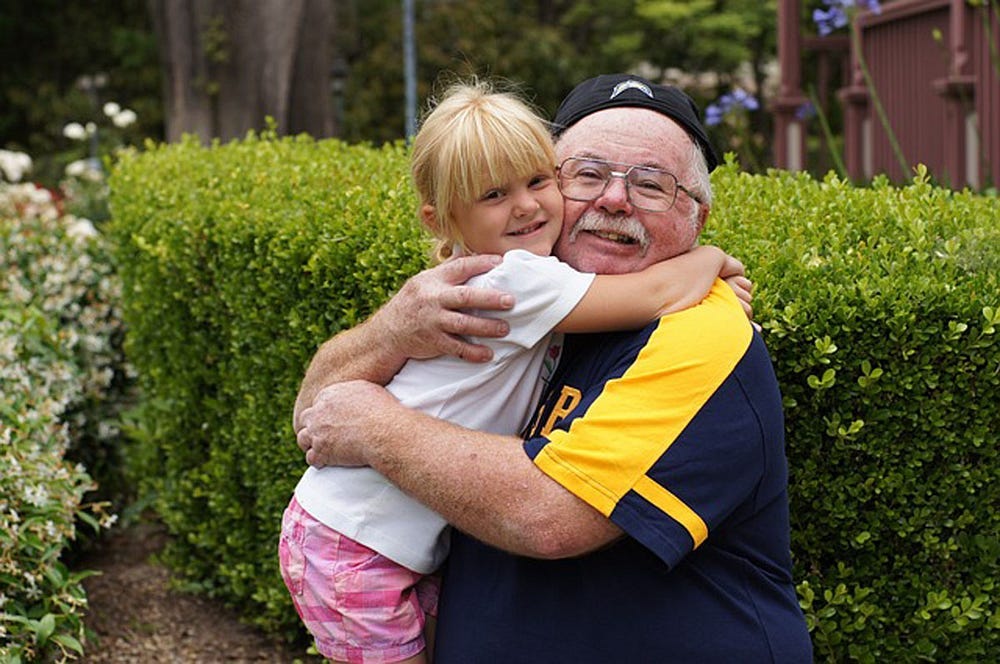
[705,88,759,126]
[727,88,760,111]
[813,7,849,36]
[795,101,817,120]
[814,0,882,36]
[705,103,725,126]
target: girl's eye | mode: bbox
[480,188,504,201]
[529,174,551,187]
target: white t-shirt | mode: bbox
[293,249,595,572]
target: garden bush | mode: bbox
[0,181,128,662]
[109,135,998,661]
[107,132,430,640]
[707,160,999,662]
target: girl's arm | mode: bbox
[555,245,742,333]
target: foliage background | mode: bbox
[106,133,430,641]
[1,183,129,661]
[108,137,999,661]
[0,0,161,185]
[1,0,783,185]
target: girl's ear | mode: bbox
[420,204,439,233]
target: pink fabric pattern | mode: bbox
[279,497,439,663]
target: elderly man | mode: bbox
[294,74,813,662]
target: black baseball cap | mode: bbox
[552,73,719,172]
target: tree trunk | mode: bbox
[149,0,335,143]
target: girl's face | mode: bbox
[450,169,564,256]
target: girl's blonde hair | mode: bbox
[411,80,557,261]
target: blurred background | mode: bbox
[1,0,996,192]
[0,0,784,188]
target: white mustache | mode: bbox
[567,210,651,255]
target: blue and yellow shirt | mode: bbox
[434,282,813,663]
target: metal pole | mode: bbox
[403,0,417,139]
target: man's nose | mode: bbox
[595,176,632,214]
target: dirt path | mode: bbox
[77,521,322,663]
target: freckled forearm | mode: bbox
[363,407,621,557]
[293,318,406,429]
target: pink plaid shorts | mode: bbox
[279,497,440,664]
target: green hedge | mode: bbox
[706,161,999,662]
[107,133,430,638]
[109,136,999,660]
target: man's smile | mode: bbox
[567,210,650,254]
[586,229,639,245]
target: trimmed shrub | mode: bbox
[707,160,999,662]
[107,132,430,637]
[109,136,998,661]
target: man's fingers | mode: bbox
[439,309,509,339]
[439,284,514,313]
[305,447,323,467]
[438,254,504,284]
[449,338,494,363]
[732,275,753,292]
[296,426,311,453]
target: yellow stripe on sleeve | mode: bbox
[633,475,708,547]
[532,281,752,519]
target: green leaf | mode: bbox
[52,633,85,654]
[35,613,56,644]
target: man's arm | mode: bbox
[297,380,623,558]
[292,254,514,429]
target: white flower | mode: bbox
[102,101,121,118]
[85,122,97,135]
[63,122,88,140]
[0,150,32,182]
[66,218,99,242]
[65,158,89,178]
[27,185,52,205]
[0,337,15,362]
[112,108,137,128]
[65,158,103,182]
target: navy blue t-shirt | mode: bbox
[433,284,812,663]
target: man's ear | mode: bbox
[696,203,710,233]
[420,204,439,233]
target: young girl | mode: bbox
[280,81,740,664]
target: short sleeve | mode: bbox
[470,250,594,350]
[525,283,766,567]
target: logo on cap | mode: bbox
[610,79,654,100]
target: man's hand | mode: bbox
[296,380,623,558]
[292,254,515,430]
[297,380,398,467]
[380,254,515,363]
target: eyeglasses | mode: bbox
[556,157,702,213]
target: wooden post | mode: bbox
[772,0,808,171]
[933,0,977,187]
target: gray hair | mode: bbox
[683,139,712,231]
[685,139,713,206]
